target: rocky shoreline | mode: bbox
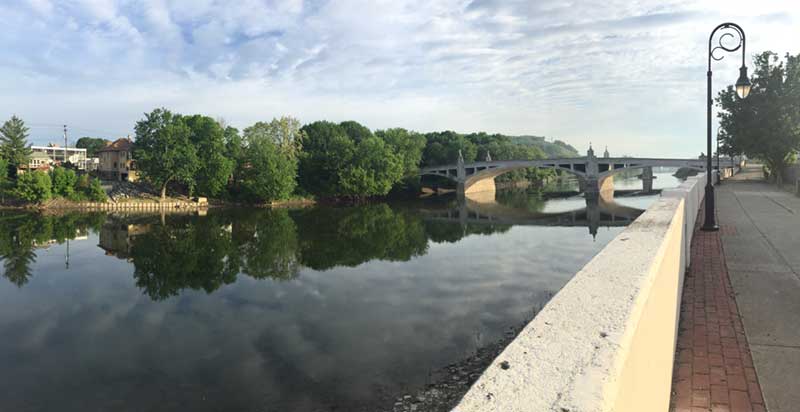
[380,324,527,412]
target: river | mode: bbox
[0,172,683,412]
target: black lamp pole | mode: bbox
[703,22,752,231]
[716,126,721,185]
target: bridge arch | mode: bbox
[462,162,588,195]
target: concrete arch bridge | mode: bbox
[419,147,711,200]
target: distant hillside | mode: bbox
[509,135,580,158]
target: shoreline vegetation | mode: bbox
[0,111,580,210]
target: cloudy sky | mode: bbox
[1,0,797,157]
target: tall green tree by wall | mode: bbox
[184,115,234,197]
[718,51,800,184]
[0,115,32,178]
[133,108,200,199]
[240,119,300,202]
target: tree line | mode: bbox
[131,108,569,202]
[718,51,800,183]
[1,109,574,204]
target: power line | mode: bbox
[26,123,131,137]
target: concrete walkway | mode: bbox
[716,165,800,412]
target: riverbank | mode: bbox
[0,194,319,211]
[380,323,527,412]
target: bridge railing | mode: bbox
[453,173,708,412]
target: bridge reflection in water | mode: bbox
[419,190,646,239]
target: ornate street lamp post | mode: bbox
[703,22,752,231]
[716,125,721,185]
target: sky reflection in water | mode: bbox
[0,178,678,411]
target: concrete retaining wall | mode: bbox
[453,174,708,412]
[46,201,205,211]
[663,173,707,271]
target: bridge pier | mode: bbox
[641,166,655,193]
[584,176,614,202]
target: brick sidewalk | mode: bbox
[669,216,766,412]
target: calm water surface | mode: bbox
[0,178,679,412]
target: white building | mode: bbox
[29,145,88,170]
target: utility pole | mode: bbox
[63,125,68,165]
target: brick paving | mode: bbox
[670,209,767,412]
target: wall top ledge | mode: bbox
[453,196,685,412]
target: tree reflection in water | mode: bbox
[0,205,512,299]
[0,212,105,287]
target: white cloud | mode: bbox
[0,0,798,156]
[24,0,54,17]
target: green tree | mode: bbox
[375,128,426,176]
[86,177,107,201]
[339,120,373,143]
[298,121,356,196]
[133,108,200,199]
[338,137,404,197]
[239,135,298,202]
[75,137,110,157]
[718,52,800,184]
[50,167,78,198]
[422,131,477,166]
[243,116,305,158]
[14,171,51,203]
[0,115,32,177]
[299,121,406,198]
[0,158,8,202]
[223,125,246,189]
[184,115,234,197]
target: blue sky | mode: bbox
[1,0,797,157]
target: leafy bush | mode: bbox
[14,171,52,203]
[51,167,78,198]
[85,178,107,201]
[66,174,107,202]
